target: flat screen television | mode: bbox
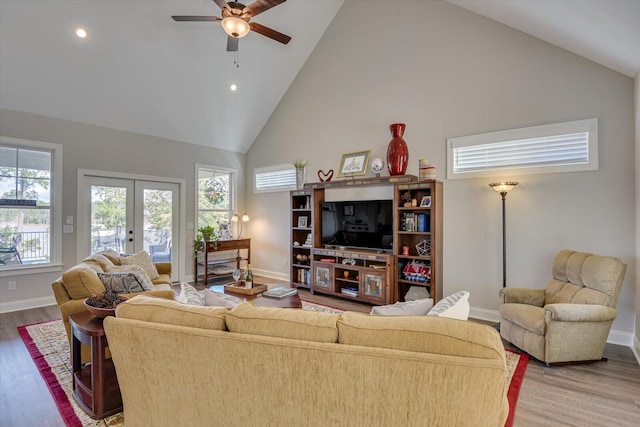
[321,200,393,253]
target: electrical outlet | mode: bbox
[8,281,16,291]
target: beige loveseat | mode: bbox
[104,295,510,427]
[51,252,175,362]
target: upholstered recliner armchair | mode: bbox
[499,249,626,365]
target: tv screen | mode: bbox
[321,200,393,252]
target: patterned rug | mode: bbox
[19,306,527,427]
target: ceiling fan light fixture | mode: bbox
[221,16,250,38]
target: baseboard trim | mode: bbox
[0,295,57,314]
[469,307,634,349]
[253,268,289,282]
[632,335,640,366]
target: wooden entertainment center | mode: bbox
[290,176,442,305]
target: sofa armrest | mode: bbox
[499,288,545,306]
[154,262,172,275]
[544,303,617,323]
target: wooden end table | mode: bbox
[69,312,122,419]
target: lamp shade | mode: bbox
[241,214,250,222]
[489,182,518,194]
[221,17,250,38]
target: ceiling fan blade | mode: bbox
[227,36,239,52]
[249,22,291,44]
[212,0,229,10]
[172,16,222,22]
[244,0,286,18]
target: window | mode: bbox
[254,164,296,193]
[0,137,62,268]
[196,165,234,234]
[447,118,598,179]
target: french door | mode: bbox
[79,176,179,281]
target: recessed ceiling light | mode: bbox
[230,84,238,91]
[75,28,87,38]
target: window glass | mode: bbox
[0,145,55,267]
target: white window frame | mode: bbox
[0,136,63,274]
[254,164,296,193]
[195,164,236,232]
[446,118,598,179]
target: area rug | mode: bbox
[19,313,528,427]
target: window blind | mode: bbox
[255,167,296,192]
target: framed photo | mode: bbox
[364,273,383,298]
[420,196,432,207]
[337,150,371,178]
[315,266,331,288]
[343,204,354,216]
[298,216,308,228]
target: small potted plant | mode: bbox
[193,225,218,257]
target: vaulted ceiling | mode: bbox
[1,0,638,154]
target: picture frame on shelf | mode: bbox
[420,196,432,207]
[298,216,308,228]
[337,150,371,178]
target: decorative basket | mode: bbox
[416,239,431,257]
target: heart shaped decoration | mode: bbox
[317,169,334,182]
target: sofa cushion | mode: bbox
[499,303,546,335]
[427,291,470,320]
[104,264,154,291]
[61,264,106,299]
[120,251,159,280]
[370,298,433,316]
[226,302,340,343]
[115,294,229,330]
[338,312,504,359]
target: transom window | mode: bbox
[446,118,598,179]
[254,164,296,193]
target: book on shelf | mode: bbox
[341,287,358,297]
[263,286,298,299]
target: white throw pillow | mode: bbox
[177,282,204,306]
[370,298,434,316]
[120,251,160,280]
[427,291,470,320]
[404,286,431,301]
[203,289,242,307]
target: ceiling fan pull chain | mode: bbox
[234,50,239,68]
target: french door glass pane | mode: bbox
[91,185,127,254]
[143,188,173,262]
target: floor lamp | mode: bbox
[488,182,519,288]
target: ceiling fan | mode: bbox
[172,0,291,52]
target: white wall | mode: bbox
[0,109,245,312]
[246,0,637,341]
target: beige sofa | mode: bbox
[51,252,175,362]
[104,295,509,427]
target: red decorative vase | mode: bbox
[387,123,409,176]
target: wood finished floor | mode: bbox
[1,284,639,426]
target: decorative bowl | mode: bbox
[83,295,126,318]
